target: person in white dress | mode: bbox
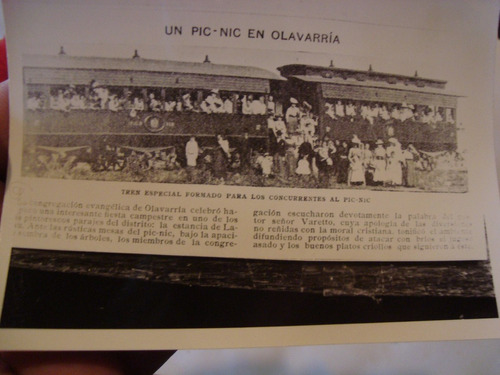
[296,154,311,176]
[251,95,267,115]
[385,138,404,186]
[185,137,199,167]
[347,138,365,186]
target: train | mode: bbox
[22,50,460,172]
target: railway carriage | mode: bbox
[22,51,284,171]
[22,51,461,176]
[277,62,460,152]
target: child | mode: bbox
[296,154,311,176]
[257,152,273,177]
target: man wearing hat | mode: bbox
[209,89,224,113]
[274,130,287,180]
[267,95,276,115]
[372,139,386,185]
[274,115,287,138]
[300,113,317,144]
[285,97,301,133]
[400,102,415,122]
[182,93,193,111]
[200,89,221,113]
[242,94,253,115]
[316,146,333,188]
[267,115,278,157]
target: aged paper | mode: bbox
[1,0,500,349]
[0,0,495,262]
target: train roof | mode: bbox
[23,53,285,81]
[290,75,461,97]
[278,63,450,91]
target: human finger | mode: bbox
[0,80,8,182]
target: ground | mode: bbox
[21,158,468,193]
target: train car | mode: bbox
[277,62,460,152]
[22,50,284,171]
[21,52,461,178]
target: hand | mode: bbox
[0,351,175,375]
[0,77,8,212]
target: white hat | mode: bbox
[388,137,399,144]
[290,98,298,104]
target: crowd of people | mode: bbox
[174,96,427,188]
[325,99,456,125]
[166,133,427,188]
[26,82,278,116]
[27,83,455,132]
[26,82,457,188]
[259,134,422,188]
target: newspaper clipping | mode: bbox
[1,0,500,350]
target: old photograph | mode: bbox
[2,0,500,350]
[22,50,465,192]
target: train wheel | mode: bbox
[143,114,165,133]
